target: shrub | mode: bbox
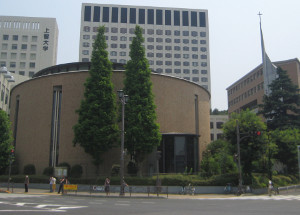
[70,164,83,178]
[127,161,138,176]
[43,167,54,176]
[111,164,120,176]
[23,164,36,175]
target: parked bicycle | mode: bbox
[224,183,232,194]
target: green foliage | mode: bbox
[223,109,267,176]
[70,164,83,178]
[73,26,119,166]
[259,67,300,130]
[200,140,237,177]
[0,110,14,172]
[210,108,228,115]
[23,164,36,175]
[123,25,161,165]
[111,164,120,176]
[127,161,138,176]
[43,167,54,176]
[270,128,300,175]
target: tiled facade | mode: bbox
[0,16,58,78]
[79,3,211,92]
[227,58,300,115]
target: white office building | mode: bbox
[79,3,211,92]
[0,16,58,78]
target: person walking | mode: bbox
[104,177,110,196]
[49,176,56,192]
[268,179,273,196]
[24,175,29,192]
[58,176,66,194]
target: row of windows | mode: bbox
[0,21,40,30]
[228,69,263,96]
[83,26,206,37]
[210,133,223,141]
[0,61,35,69]
[228,82,264,107]
[84,5,206,27]
[0,67,34,77]
[1,43,38,51]
[0,52,36,60]
[2,34,38,42]
[148,61,206,67]
[210,121,224,129]
[146,53,207,59]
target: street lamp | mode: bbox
[117,90,129,196]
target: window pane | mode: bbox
[199,12,206,27]
[121,8,127,23]
[174,11,180,26]
[165,10,171,25]
[156,9,162,25]
[103,7,109,22]
[191,11,197,27]
[84,6,91,21]
[112,7,118,23]
[93,6,100,22]
[148,9,154,24]
[182,11,189,26]
[130,8,136,24]
[139,9,145,24]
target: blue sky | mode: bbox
[2,0,299,110]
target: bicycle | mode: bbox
[236,185,245,196]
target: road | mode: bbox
[0,193,300,215]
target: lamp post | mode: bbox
[117,90,129,196]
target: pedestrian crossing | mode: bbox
[197,195,300,201]
[0,201,87,212]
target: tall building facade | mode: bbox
[79,3,211,91]
[227,58,300,115]
[0,16,58,78]
[210,114,228,141]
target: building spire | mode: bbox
[258,12,277,96]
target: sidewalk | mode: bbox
[5,187,240,199]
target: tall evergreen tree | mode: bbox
[259,67,300,130]
[124,25,161,170]
[0,110,13,171]
[73,26,119,166]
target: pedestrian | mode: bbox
[24,175,29,192]
[104,177,110,196]
[49,176,56,192]
[50,176,53,192]
[268,179,273,196]
[58,176,66,194]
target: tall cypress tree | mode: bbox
[124,25,161,170]
[259,67,300,130]
[73,26,119,166]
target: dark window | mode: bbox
[191,11,197,26]
[103,7,109,22]
[199,12,206,27]
[217,122,224,129]
[156,9,162,25]
[182,11,189,26]
[84,6,91,21]
[148,9,154,24]
[210,122,213,129]
[121,8,127,23]
[130,8,136,23]
[112,7,118,23]
[165,10,171,25]
[139,9,145,24]
[93,6,100,22]
[174,11,180,26]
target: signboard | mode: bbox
[63,184,78,191]
[54,167,67,178]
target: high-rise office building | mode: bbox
[79,3,211,92]
[0,16,58,78]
